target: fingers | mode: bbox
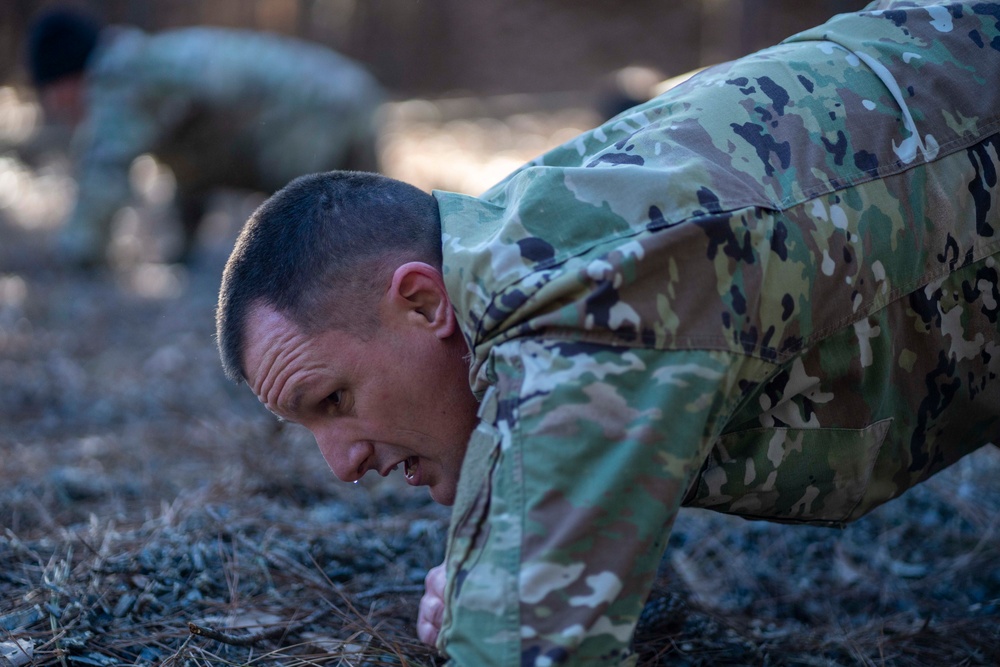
[425,563,447,595]
[417,592,444,645]
[417,564,448,646]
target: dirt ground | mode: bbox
[1,88,999,666]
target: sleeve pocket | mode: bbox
[683,418,893,526]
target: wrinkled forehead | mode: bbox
[241,302,303,393]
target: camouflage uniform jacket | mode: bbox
[63,26,383,259]
[432,1,1000,664]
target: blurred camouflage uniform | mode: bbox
[431,1,1000,664]
[62,26,383,263]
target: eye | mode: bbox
[326,390,343,411]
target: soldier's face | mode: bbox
[242,303,479,505]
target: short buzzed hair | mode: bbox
[216,171,442,383]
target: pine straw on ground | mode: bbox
[3,422,998,667]
[2,91,999,666]
[3,483,449,667]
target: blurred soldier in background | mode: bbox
[26,7,385,267]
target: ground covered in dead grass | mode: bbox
[1,90,998,666]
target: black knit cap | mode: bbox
[26,8,102,87]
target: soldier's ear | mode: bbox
[385,262,456,339]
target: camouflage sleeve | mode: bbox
[439,339,771,666]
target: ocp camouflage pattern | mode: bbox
[432,1,1000,664]
[61,26,383,262]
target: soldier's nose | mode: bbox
[316,435,373,483]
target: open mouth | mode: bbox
[403,456,418,481]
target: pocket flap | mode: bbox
[684,418,893,525]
